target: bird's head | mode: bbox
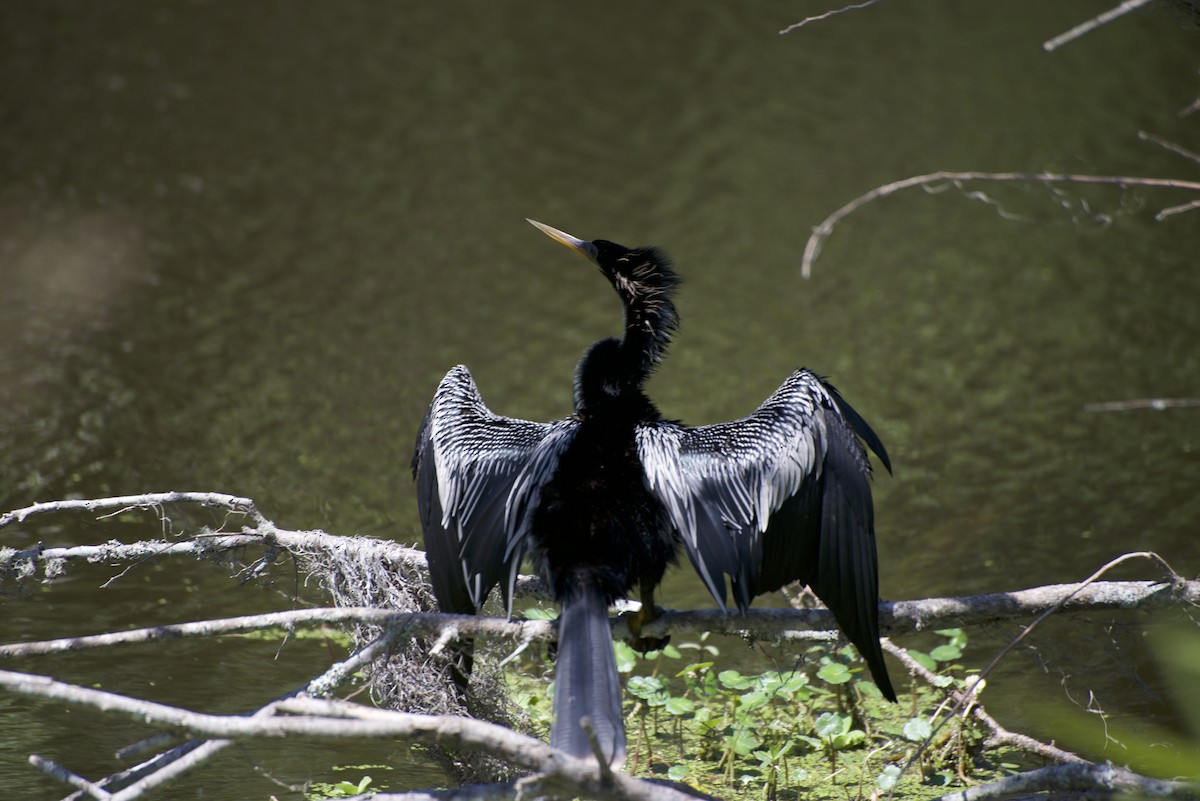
[527,219,679,370]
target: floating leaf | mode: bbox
[718,669,755,690]
[903,717,933,742]
[613,641,638,673]
[626,674,667,701]
[779,671,809,694]
[831,729,866,750]
[817,662,852,685]
[726,727,763,756]
[877,764,902,790]
[906,649,938,672]
[738,689,771,711]
[935,628,968,649]
[815,711,851,737]
[665,696,694,716]
[929,643,962,662]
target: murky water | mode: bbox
[2,2,1198,796]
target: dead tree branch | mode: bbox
[1042,0,1156,52]
[800,171,1200,278]
[1085,397,1200,412]
[0,669,698,801]
[882,640,1086,766]
[1139,131,1200,168]
[52,628,402,801]
[0,491,265,529]
[935,761,1199,801]
[4,495,1197,799]
[1,579,1196,664]
[778,0,882,35]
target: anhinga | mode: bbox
[412,219,894,766]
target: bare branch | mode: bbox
[778,0,881,35]
[72,630,405,800]
[0,491,265,529]
[801,171,1200,278]
[1085,397,1200,412]
[1139,130,1200,168]
[1042,0,1156,53]
[29,755,113,800]
[0,669,699,801]
[0,608,551,659]
[1158,200,1200,221]
[3,578,1195,663]
[5,496,1196,798]
[973,553,1184,690]
[935,761,1200,801]
[1,529,432,590]
[882,640,1085,765]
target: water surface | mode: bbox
[2,2,1198,795]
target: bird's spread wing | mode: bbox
[413,365,570,614]
[636,369,894,696]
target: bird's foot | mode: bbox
[625,604,670,654]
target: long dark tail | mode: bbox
[551,584,626,765]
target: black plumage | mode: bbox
[412,219,894,766]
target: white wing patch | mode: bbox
[636,370,835,609]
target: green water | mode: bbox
[2,2,1198,796]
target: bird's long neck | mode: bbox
[612,248,679,384]
[619,289,676,382]
[575,331,672,420]
[574,246,679,419]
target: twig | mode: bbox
[882,640,1084,765]
[974,553,1182,689]
[70,629,403,800]
[935,761,1200,801]
[1,529,433,590]
[62,741,209,801]
[801,170,1200,277]
[0,608,552,659]
[1139,131,1200,168]
[892,553,1186,801]
[1042,0,1156,52]
[1157,200,1200,221]
[0,669,698,801]
[0,491,265,529]
[30,755,113,800]
[1085,397,1200,412]
[778,0,881,35]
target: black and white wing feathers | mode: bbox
[413,365,570,614]
[637,369,895,699]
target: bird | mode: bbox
[412,219,895,766]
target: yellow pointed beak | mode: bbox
[527,218,599,262]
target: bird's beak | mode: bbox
[527,218,599,262]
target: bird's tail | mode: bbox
[551,583,626,766]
